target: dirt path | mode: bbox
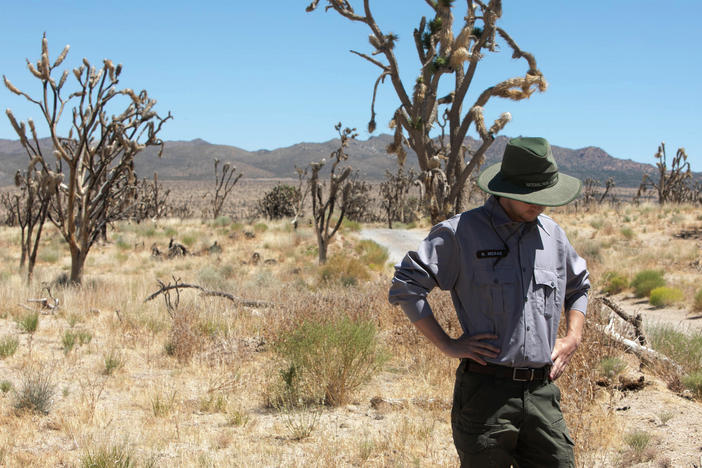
[610,293,702,333]
[358,227,427,265]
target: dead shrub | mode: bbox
[164,308,202,363]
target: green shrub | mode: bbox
[273,316,388,407]
[0,335,19,359]
[14,367,55,414]
[599,356,626,379]
[623,429,652,452]
[649,286,684,307]
[150,389,176,417]
[0,380,12,393]
[355,239,389,270]
[257,184,300,219]
[103,349,125,376]
[63,329,93,354]
[16,312,39,333]
[589,218,604,230]
[576,239,602,262]
[682,371,702,398]
[601,271,628,295]
[648,325,702,373]
[115,237,130,251]
[254,222,269,233]
[181,234,196,247]
[630,270,665,297]
[80,442,135,468]
[213,215,232,227]
[319,255,370,287]
[340,218,361,232]
[694,289,702,312]
[620,227,635,240]
[62,331,77,354]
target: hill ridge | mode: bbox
[0,135,695,188]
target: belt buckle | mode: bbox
[512,367,534,382]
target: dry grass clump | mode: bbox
[0,335,19,358]
[13,365,56,415]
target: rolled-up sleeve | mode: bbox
[388,223,459,322]
[564,238,590,314]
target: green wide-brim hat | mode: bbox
[477,136,582,207]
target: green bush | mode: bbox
[62,331,77,354]
[355,239,389,270]
[624,429,652,452]
[599,356,626,379]
[80,443,135,468]
[649,286,684,307]
[694,289,702,312]
[16,312,39,333]
[648,324,702,374]
[213,215,232,227]
[620,227,635,240]
[257,184,300,219]
[0,335,19,359]
[630,270,665,298]
[682,371,702,398]
[319,254,370,287]
[601,271,628,295]
[0,380,12,393]
[273,316,388,407]
[103,349,125,376]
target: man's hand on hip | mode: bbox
[445,333,500,364]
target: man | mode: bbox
[389,137,590,467]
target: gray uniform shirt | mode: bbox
[389,196,590,368]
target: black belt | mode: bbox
[465,361,550,382]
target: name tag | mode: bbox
[476,249,508,259]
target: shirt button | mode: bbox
[524,297,528,303]
[526,326,530,331]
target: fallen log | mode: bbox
[144,280,274,308]
[594,316,685,376]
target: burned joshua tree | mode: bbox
[307,0,547,223]
[4,34,171,284]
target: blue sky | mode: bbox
[1,1,701,171]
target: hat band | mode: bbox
[505,172,559,189]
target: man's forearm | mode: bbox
[565,308,585,346]
[412,314,454,355]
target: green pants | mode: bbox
[451,360,575,468]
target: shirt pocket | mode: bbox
[533,268,559,319]
[472,268,515,333]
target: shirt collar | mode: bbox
[484,195,552,236]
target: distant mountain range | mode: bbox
[0,135,695,188]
